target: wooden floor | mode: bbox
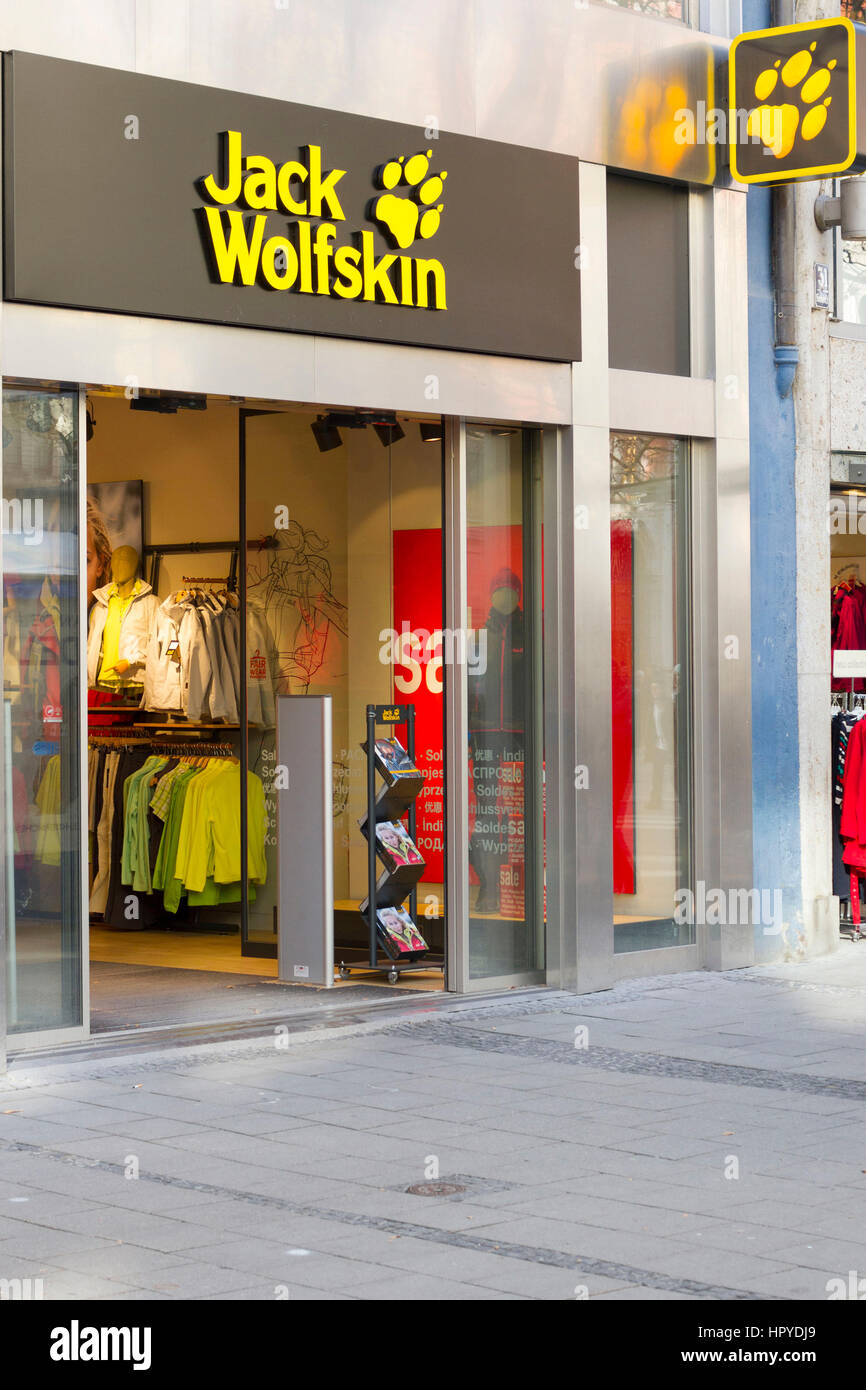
[89,927,444,990]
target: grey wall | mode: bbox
[607,173,691,376]
[0,0,729,173]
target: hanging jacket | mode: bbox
[198,598,239,723]
[87,580,158,688]
[247,602,278,727]
[832,581,866,692]
[144,593,240,721]
[21,610,61,714]
[20,579,63,718]
[841,717,866,868]
[144,596,210,718]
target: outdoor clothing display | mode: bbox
[21,577,62,719]
[831,705,866,929]
[88,739,267,928]
[33,753,61,866]
[141,589,277,726]
[87,580,158,690]
[831,578,866,692]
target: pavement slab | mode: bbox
[6,948,866,1299]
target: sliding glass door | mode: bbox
[2,385,85,1038]
[462,424,545,985]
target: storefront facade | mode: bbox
[0,0,754,1062]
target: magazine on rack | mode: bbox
[370,736,422,789]
[376,905,429,960]
[374,819,425,871]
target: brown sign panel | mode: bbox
[3,52,582,362]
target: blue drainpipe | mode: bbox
[743,0,803,960]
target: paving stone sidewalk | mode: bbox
[3,945,866,1301]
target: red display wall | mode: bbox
[392,529,446,879]
[611,520,636,895]
[394,522,633,899]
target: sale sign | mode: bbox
[392,528,445,880]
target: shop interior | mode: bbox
[82,389,450,1026]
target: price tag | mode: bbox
[834,650,866,678]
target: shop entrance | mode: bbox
[3,383,448,1040]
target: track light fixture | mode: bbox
[310,408,406,450]
[129,393,207,414]
[311,415,343,452]
[373,420,405,447]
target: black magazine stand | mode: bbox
[339,703,442,985]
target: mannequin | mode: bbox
[106,547,138,679]
[87,547,158,692]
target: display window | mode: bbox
[610,431,693,952]
[829,485,866,937]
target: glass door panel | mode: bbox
[466,425,545,982]
[610,431,692,952]
[3,386,84,1033]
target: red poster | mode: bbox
[611,521,636,894]
[392,529,445,880]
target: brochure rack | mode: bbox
[339,703,441,985]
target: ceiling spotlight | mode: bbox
[129,393,207,414]
[373,420,405,447]
[312,415,343,452]
[419,421,443,443]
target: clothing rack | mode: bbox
[832,692,866,713]
[88,735,236,755]
[144,536,279,593]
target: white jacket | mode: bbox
[87,581,158,688]
[247,603,278,727]
[143,596,214,718]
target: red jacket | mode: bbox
[832,582,866,692]
[841,718,866,867]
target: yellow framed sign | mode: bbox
[729,17,866,184]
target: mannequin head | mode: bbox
[110,545,139,589]
[490,567,521,615]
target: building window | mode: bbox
[595,0,687,20]
[839,233,866,325]
[841,1,866,19]
[610,432,693,953]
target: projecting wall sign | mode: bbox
[729,17,866,184]
[2,52,582,362]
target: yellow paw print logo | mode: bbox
[620,78,691,175]
[748,42,836,159]
[372,151,447,250]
